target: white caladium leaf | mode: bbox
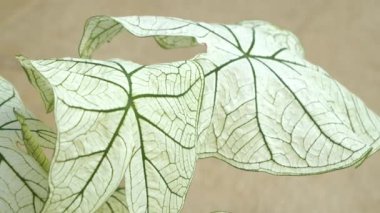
[0,76,55,212]
[19,56,203,212]
[17,16,379,212]
[80,16,380,176]
[96,187,129,213]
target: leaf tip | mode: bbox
[15,54,27,65]
[16,54,33,72]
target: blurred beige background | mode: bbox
[1,0,380,212]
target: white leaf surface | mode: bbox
[0,76,54,212]
[80,16,380,176]
[20,56,203,212]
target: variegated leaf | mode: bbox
[0,76,55,212]
[16,15,379,213]
[19,56,203,212]
[80,16,379,176]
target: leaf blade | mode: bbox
[123,60,203,212]
[0,76,53,212]
[19,58,135,212]
[21,56,203,212]
[83,16,380,175]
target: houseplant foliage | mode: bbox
[1,15,379,212]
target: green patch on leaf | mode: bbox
[14,109,51,172]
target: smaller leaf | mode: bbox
[0,76,53,212]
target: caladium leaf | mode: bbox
[19,15,379,212]
[19,56,203,212]
[80,16,380,175]
[96,187,129,213]
[0,76,55,212]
